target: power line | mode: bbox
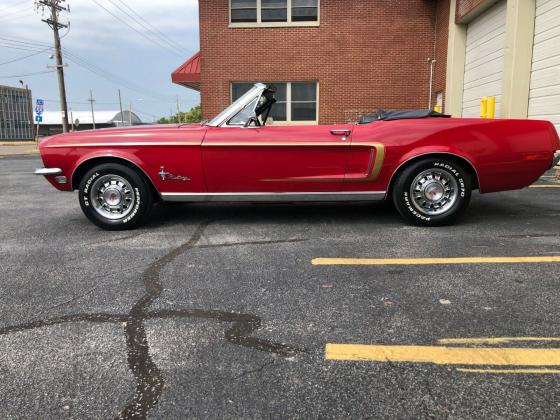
[0,36,51,47]
[111,0,187,55]
[0,69,56,78]
[0,43,49,53]
[40,98,119,105]
[91,0,184,57]
[0,37,175,104]
[62,51,175,103]
[0,35,180,109]
[0,49,51,66]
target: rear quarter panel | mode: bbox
[350,118,556,193]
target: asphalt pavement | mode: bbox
[1,154,560,419]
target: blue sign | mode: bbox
[36,99,44,106]
[35,106,44,115]
[35,115,43,123]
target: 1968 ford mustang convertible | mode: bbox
[36,83,560,230]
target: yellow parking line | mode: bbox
[312,256,560,266]
[325,344,560,366]
[439,337,560,345]
[457,368,560,374]
[529,185,560,188]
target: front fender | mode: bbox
[71,149,154,190]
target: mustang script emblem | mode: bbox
[158,166,190,182]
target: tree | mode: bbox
[158,105,202,124]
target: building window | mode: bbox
[231,82,318,124]
[230,0,318,27]
[231,0,257,23]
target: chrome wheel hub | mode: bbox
[410,169,458,216]
[90,174,135,220]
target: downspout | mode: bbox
[428,58,436,109]
[428,0,438,110]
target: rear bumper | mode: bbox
[552,150,560,169]
[34,167,62,176]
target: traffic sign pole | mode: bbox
[35,99,44,142]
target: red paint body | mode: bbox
[39,118,560,197]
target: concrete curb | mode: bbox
[0,141,38,146]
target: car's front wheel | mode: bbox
[392,158,471,226]
[78,163,153,230]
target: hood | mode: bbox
[40,124,207,148]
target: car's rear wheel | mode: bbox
[78,163,153,230]
[392,158,471,226]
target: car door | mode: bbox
[202,124,353,193]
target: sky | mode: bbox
[0,0,200,123]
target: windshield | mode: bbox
[227,98,258,126]
[206,84,266,126]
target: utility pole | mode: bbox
[88,89,96,129]
[129,102,132,126]
[38,0,70,133]
[118,89,124,127]
[176,95,181,124]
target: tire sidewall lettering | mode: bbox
[433,162,466,197]
[403,192,431,221]
[82,172,99,207]
[122,187,141,224]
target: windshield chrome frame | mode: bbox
[205,83,267,127]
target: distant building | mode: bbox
[0,85,33,141]
[39,110,142,136]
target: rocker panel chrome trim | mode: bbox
[161,191,386,202]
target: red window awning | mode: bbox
[171,51,200,91]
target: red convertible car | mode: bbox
[36,83,560,230]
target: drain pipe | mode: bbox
[428,58,436,110]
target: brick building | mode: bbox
[172,0,559,131]
[173,0,450,125]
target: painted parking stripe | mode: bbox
[457,368,560,374]
[312,256,560,266]
[324,344,560,366]
[438,337,560,344]
[529,184,560,188]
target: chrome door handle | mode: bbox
[330,129,351,136]
[330,129,351,141]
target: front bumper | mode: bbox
[34,167,62,176]
[552,150,560,169]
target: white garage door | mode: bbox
[529,0,560,134]
[462,0,507,118]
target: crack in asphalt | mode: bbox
[0,223,304,419]
[233,359,276,380]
